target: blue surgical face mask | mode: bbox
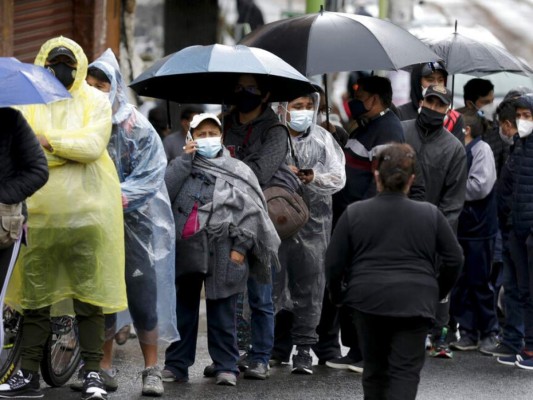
[196,137,222,158]
[288,109,314,132]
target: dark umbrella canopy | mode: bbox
[239,11,440,76]
[422,31,533,77]
[0,57,72,107]
[129,44,315,104]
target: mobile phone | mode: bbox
[186,131,193,142]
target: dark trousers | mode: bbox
[450,238,499,339]
[353,310,431,400]
[164,274,239,379]
[312,287,342,361]
[312,287,362,361]
[501,231,525,352]
[508,232,533,350]
[20,300,104,372]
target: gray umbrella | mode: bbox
[421,27,533,77]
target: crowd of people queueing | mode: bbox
[1,36,533,400]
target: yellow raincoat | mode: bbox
[6,37,127,314]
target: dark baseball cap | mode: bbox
[47,46,76,62]
[421,61,448,77]
[424,85,452,105]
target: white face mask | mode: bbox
[499,127,515,145]
[479,102,496,121]
[517,119,533,138]
[288,109,314,133]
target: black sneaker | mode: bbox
[0,370,43,398]
[81,371,107,400]
[243,361,269,380]
[203,363,216,378]
[237,353,251,372]
[325,355,359,370]
[480,342,516,357]
[291,349,313,375]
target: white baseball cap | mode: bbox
[189,113,222,130]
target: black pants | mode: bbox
[353,309,431,400]
[312,287,362,361]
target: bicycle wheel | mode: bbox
[40,316,81,387]
[0,307,22,384]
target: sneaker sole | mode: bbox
[479,348,514,357]
[430,350,453,359]
[291,367,313,375]
[515,361,533,370]
[497,358,517,366]
[0,392,43,399]
[347,365,364,373]
[216,380,237,386]
[451,345,478,351]
[325,361,352,370]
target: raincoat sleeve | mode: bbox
[120,119,167,213]
[43,94,112,163]
[306,128,346,195]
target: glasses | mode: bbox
[234,84,261,95]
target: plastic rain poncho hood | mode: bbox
[89,49,178,344]
[6,36,127,314]
[274,92,346,312]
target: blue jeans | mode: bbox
[508,232,533,351]
[501,233,525,352]
[165,274,239,379]
[246,275,274,364]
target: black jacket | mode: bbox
[0,108,48,205]
[326,192,463,320]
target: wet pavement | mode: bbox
[39,306,533,400]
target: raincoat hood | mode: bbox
[89,48,133,124]
[35,36,88,93]
[278,92,320,137]
[409,62,449,110]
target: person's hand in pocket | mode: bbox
[230,250,245,265]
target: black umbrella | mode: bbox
[129,44,315,104]
[240,8,439,121]
[239,9,439,76]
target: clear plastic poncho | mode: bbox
[89,49,178,344]
[6,37,127,314]
[274,92,346,313]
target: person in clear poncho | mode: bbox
[271,92,346,374]
[84,48,178,396]
[1,36,126,399]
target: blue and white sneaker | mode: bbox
[516,357,533,370]
[497,352,531,367]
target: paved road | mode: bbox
[39,311,533,400]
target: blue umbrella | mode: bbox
[0,57,72,107]
[130,44,316,104]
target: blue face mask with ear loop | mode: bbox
[195,137,222,158]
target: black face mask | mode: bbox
[417,107,445,133]
[47,63,76,89]
[233,90,263,113]
[348,98,369,119]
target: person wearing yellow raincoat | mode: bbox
[0,37,126,400]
